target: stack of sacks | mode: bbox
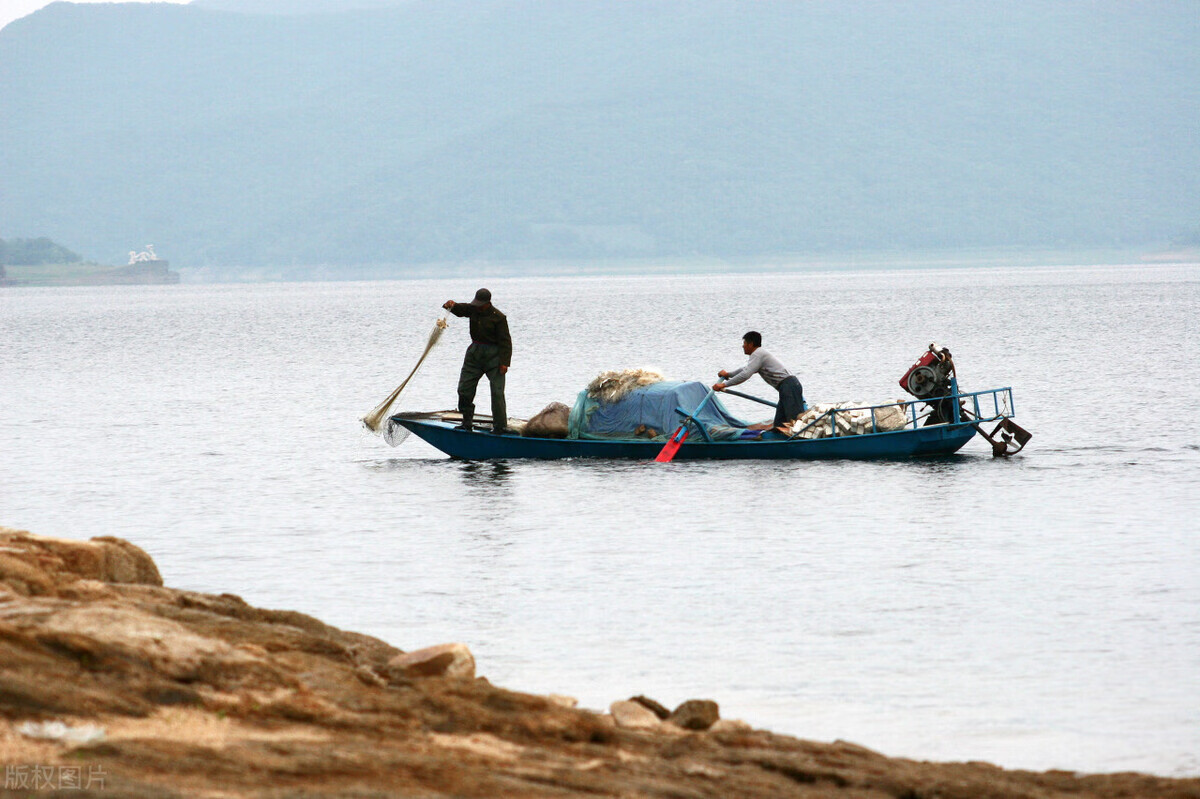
[867,403,911,433]
[788,401,912,438]
[788,403,842,439]
[523,402,570,438]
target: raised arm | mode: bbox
[444,301,477,319]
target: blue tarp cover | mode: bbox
[568,381,750,440]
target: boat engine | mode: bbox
[899,342,1032,456]
[899,343,954,399]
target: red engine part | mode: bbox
[899,350,939,393]
[900,345,954,398]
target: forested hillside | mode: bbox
[1,1,1197,271]
[0,237,82,265]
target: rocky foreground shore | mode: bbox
[1,528,1196,798]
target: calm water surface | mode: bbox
[2,264,1198,776]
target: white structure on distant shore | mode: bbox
[127,244,158,264]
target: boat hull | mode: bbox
[392,418,978,460]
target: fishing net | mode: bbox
[362,311,451,444]
[585,368,665,403]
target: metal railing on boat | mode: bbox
[786,386,1015,440]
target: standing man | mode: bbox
[713,331,805,432]
[442,288,512,434]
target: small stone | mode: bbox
[386,643,475,680]
[546,694,578,709]
[354,665,387,687]
[629,695,670,719]
[682,762,725,778]
[668,699,720,731]
[609,700,662,730]
[709,718,752,734]
[17,721,106,745]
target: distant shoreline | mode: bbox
[1,260,180,287]
[5,248,1197,286]
[180,247,1200,284]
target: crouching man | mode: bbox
[713,331,805,432]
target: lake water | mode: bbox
[2,263,1198,777]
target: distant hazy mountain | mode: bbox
[189,0,413,16]
[1,1,1197,271]
[0,236,82,266]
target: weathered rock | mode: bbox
[0,553,56,595]
[386,643,475,680]
[709,718,753,734]
[682,761,726,778]
[546,694,578,709]
[2,527,1198,798]
[668,699,720,731]
[522,402,571,438]
[629,694,670,719]
[0,528,162,587]
[609,700,661,730]
[355,665,387,688]
[13,603,260,681]
[17,720,106,745]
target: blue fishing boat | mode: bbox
[388,380,1028,462]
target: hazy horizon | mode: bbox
[3,1,1198,276]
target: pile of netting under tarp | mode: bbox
[568,379,749,441]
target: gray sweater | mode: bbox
[724,348,793,389]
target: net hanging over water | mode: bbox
[361,312,450,443]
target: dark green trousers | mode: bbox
[457,343,506,430]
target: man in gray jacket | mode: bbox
[713,331,805,431]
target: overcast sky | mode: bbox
[0,0,191,33]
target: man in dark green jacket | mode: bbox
[442,288,512,434]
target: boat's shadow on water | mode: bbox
[457,460,514,484]
[361,456,518,486]
[361,452,1006,483]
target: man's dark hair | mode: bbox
[743,331,762,347]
